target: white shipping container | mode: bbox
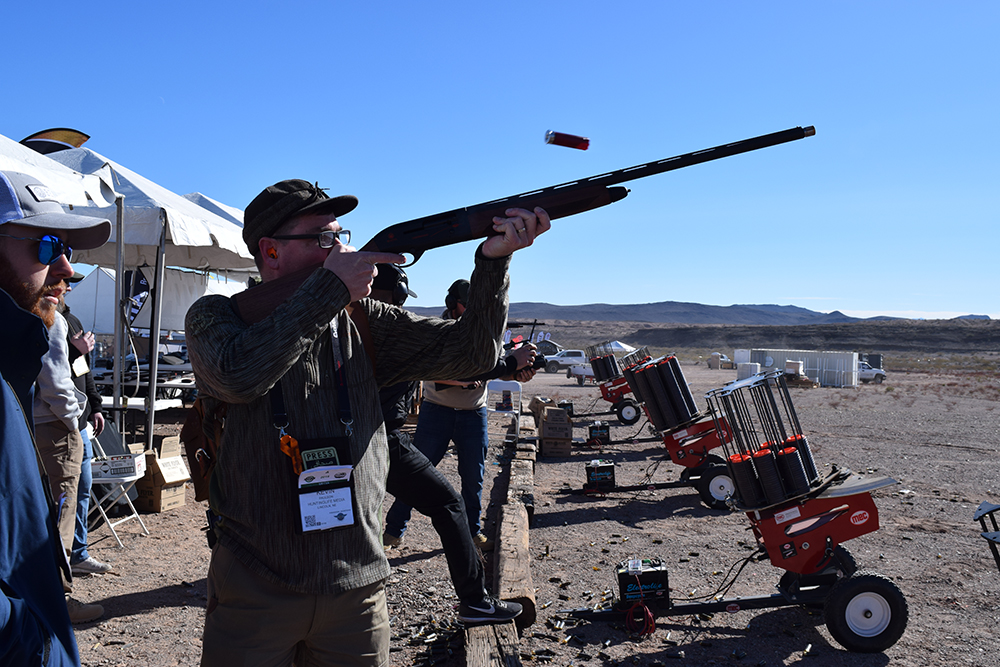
[750,349,859,387]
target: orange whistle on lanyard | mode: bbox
[280,432,304,475]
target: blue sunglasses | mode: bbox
[0,233,73,265]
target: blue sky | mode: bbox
[5,2,997,318]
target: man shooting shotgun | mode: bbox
[232,125,814,324]
[187,179,548,666]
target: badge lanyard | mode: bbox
[272,316,354,473]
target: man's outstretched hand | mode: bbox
[482,207,551,259]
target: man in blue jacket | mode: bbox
[0,170,111,665]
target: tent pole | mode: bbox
[112,195,124,434]
[144,210,167,451]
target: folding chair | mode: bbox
[486,379,522,444]
[89,422,150,548]
[974,501,1000,575]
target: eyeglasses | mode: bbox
[0,233,73,265]
[270,229,351,248]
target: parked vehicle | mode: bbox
[567,364,595,385]
[544,349,587,373]
[534,339,563,357]
[858,361,886,384]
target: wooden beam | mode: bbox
[464,621,522,666]
[506,458,535,523]
[494,502,536,628]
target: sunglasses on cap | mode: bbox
[0,233,73,265]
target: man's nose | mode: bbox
[50,253,74,280]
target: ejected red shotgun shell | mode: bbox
[545,130,590,150]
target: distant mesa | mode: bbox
[408,300,989,326]
[404,300,995,353]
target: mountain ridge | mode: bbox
[407,300,918,325]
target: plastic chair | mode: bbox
[486,379,522,444]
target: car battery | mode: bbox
[557,400,574,417]
[588,420,611,446]
[616,558,670,606]
[584,459,616,493]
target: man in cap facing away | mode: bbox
[187,178,548,666]
[0,170,111,664]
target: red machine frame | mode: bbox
[566,369,909,655]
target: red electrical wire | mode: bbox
[624,574,656,635]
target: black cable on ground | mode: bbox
[686,547,766,602]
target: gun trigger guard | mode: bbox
[399,251,422,268]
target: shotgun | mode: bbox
[231,126,814,324]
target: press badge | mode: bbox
[298,465,355,532]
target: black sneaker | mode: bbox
[458,595,523,624]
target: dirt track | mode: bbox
[70,357,1000,666]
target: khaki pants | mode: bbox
[34,421,84,554]
[201,544,389,667]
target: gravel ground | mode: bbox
[70,358,1000,667]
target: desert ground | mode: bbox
[69,349,999,667]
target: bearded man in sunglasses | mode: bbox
[0,170,111,664]
[187,179,549,666]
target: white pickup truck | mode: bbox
[858,362,887,384]
[544,349,587,373]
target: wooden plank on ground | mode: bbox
[494,502,536,628]
[506,459,535,522]
[465,621,522,666]
[513,442,536,463]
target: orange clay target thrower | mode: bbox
[562,370,909,654]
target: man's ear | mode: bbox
[259,239,279,268]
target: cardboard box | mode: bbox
[158,435,182,458]
[541,420,573,440]
[542,406,570,424]
[92,452,147,480]
[528,396,554,425]
[140,452,191,488]
[135,483,186,513]
[540,438,573,457]
[135,452,191,513]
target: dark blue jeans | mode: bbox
[71,428,93,564]
[385,401,489,539]
[384,431,485,603]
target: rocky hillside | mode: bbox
[406,300,997,354]
[543,318,1000,354]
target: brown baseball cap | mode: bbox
[242,179,358,255]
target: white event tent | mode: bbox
[38,144,256,447]
[67,266,247,334]
[0,133,114,209]
[608,340,637,354]
[47,147,255,271]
